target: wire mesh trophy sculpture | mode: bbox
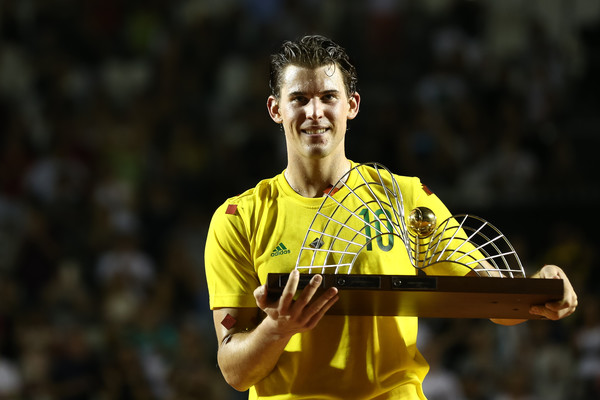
[268,162,562,318]
[294,162,525,278]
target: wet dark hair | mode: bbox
[269,35,358,98]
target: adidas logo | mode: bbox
[271,243,291,257]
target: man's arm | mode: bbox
[213,270,339,391]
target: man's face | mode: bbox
[267,64,360,161]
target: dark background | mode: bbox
[0,1,598,399]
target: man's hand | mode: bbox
[213,270,338,391]
[529,264,578,320]
[254,269,339,340]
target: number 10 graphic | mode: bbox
[358,208,394,252]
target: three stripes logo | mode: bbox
[271,243,291,257]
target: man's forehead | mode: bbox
[280,64,344,93]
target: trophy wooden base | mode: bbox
[266,273,563,319]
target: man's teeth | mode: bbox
[303,128,327,134]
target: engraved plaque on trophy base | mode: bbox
[266,273,563,319]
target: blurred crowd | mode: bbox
[0,0,599,399]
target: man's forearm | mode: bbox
[217,317,293,392]
[215,272,339,391]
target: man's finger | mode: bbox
[545,300,568,312]
[279,269,300,310]
[292,274,324,311]
[254,284,268,310]
[305,291,339,329]
[530,305,557,320]
[307,287,339,316]
[530,303,575,320]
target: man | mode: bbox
[204,35,577,399]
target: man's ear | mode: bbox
[347,92,360,120]
[267,96,283,124]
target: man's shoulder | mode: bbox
[352,161,422,186]
[213,173,284,214]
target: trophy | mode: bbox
[267,163,562,319]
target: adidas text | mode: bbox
[271,243,291,257]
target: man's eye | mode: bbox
[322,94,336,101]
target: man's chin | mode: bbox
[302,146,330,159]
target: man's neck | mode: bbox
[284,157,351,198]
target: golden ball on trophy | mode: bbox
[408,207,437,237]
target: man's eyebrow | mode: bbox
[287,89,340,97]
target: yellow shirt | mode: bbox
[205,162,469,399]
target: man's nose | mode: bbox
[306,98,323,120]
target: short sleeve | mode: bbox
[204,200,260,309]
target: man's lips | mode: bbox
[301,127,329,134]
